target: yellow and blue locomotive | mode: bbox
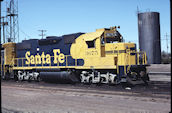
[1,26,149,84]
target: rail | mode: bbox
[5,50,147,73]
[128,50,147,65]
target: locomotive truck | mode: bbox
[1,26,149,85]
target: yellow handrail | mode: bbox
[13,55,79,68]
[11,50,147,70]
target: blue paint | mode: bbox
[16,33,84,67]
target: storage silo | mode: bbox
[138,12,161,64]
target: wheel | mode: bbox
[3,72,10,80]
[14,75,18,81]
[100,77,104,83]
[36,76,41,82]
[108,75,114,84]
[22,76,25,81]
[141,73,149,85]
[126,76,135,86]
[80,76,83,82]
[97,77,103,86]
[28,76,32,82]
[88,77,92,84]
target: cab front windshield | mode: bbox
[101,30,123,44]
[106,38,119,43]
[101,36,122,44]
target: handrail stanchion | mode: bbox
[75,59,77,66]
[50,56,51,67]
[142,53,144,65]
[144,52,147,64]
[129,51,131,66]
[137,52,140,65]
[22,58,23,67]
[66,55,68,66]
[116,50,119,74]
[17,59,18,67]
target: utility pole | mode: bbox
[164,33,170,59]
[0,0,3,76]
[38,30,46,39]
[1,16,8,43]
[6,0,19,42]
[165,33,169,54]
[0,1,3,113]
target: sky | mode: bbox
[1,0,170,52]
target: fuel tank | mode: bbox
[39,71,79,83]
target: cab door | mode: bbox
[100,36,105,57]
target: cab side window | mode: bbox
[86,40,95,48]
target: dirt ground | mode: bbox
[1,64,171,113]
[1,83,170,113]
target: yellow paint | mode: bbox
[2,42,16,74]
[70,27,147,70]
[25,49,65,65]
[25,51,31,64]
[30,55,35,64]
[12,65,117,70]
[2,42,16,66]
[41,52,46,64]
[45,54,51,64]
[58,54,65,63]
[35,53,42,64]
[83,30,104,41]
[53,49,65,64]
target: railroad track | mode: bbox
[1,80,171,99]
